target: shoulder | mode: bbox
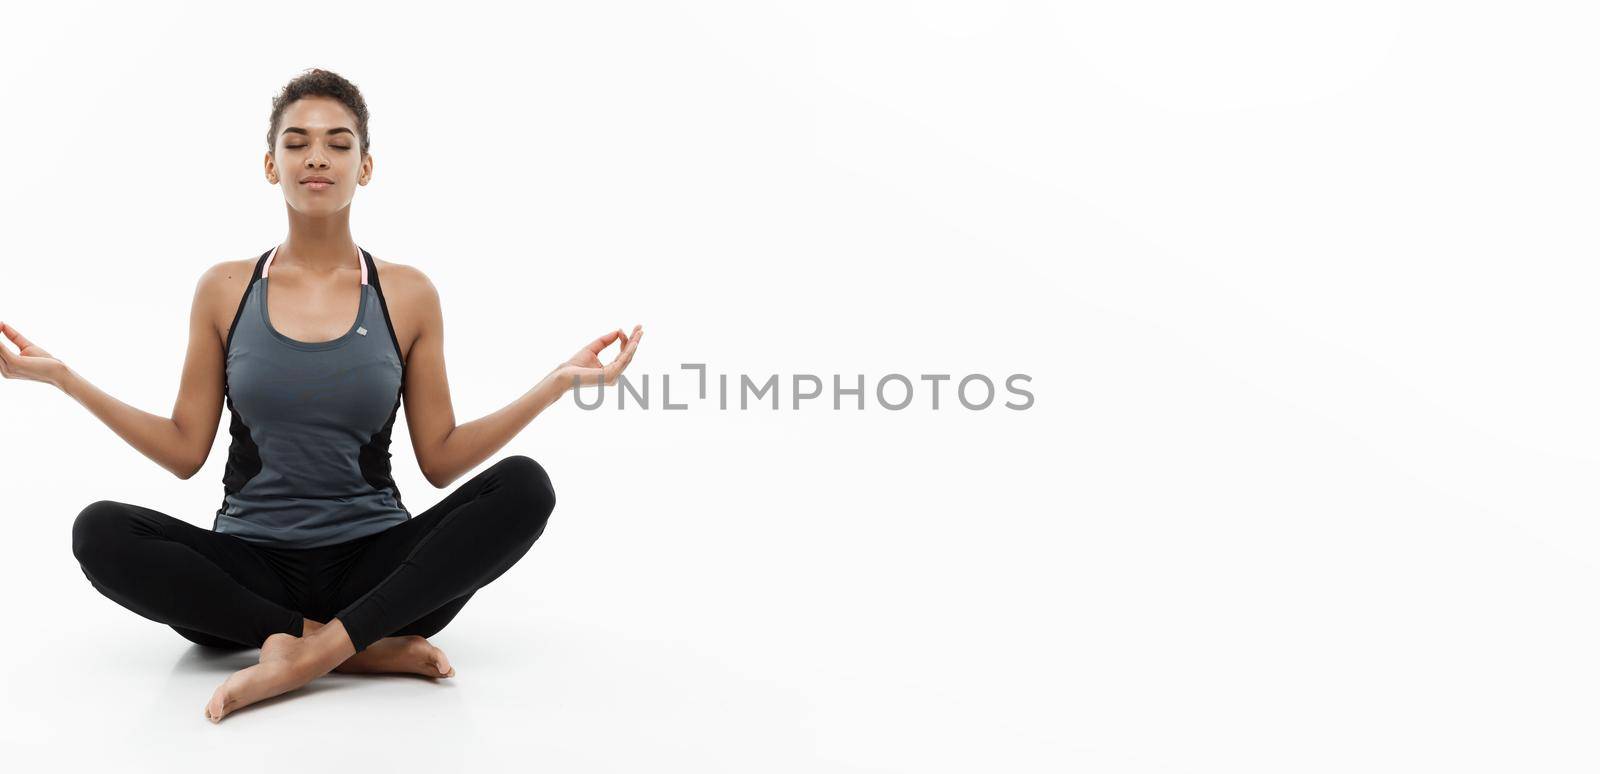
[195,255,263,310]
[194,254,266,343]
[371,255,442,317]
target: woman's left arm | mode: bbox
[397,266,639,489]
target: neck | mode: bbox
[280,205,358,273]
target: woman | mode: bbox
[0,68,643,723]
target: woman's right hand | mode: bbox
[0,322,68,388]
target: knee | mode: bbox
[72,500,130,567]
[494,455,556,538]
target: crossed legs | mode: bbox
[70,455,557,722]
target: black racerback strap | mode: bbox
[361,248,406,373]
[222,249,274,390]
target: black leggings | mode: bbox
[70,455,556,653]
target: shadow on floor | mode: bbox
[168,643,259,675]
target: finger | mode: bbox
[590,330,621,353]
[604,331,629,363]
[2,322,37,351]
[607,341,632,367]
[612,325,639,351]
[609,342,638,376]
[619,328,642,360]
[583,329,623,355]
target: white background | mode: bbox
[0,1,1592,771]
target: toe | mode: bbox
[431,649,453,677]
[204,693,225,723]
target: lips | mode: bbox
[301,177,334,190]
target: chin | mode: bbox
[287,198,352,216]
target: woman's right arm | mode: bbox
[0,264,231,480]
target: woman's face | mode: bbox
[264,96,372,216]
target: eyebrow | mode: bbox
[280,127,356,139]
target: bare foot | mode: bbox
[335,635,456,678]
[203,633,309,723]
[300,618,455,678]
[204,620,354,723]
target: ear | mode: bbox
[358,151,374,186]
[264,151,278,184]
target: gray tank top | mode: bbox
[212,244,410,548]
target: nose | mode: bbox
[304,148,330,169]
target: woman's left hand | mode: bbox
[557,325,643,391]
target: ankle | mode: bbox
[301,618,357,667]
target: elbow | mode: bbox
[420,464,447,489]
[175,455,205,481]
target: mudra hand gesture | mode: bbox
[0,322,68,387]
[558,325,643,390]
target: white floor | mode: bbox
[13,593,832,773]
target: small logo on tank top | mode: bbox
[357,326,368,336]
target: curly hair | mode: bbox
[266,68,371,154]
